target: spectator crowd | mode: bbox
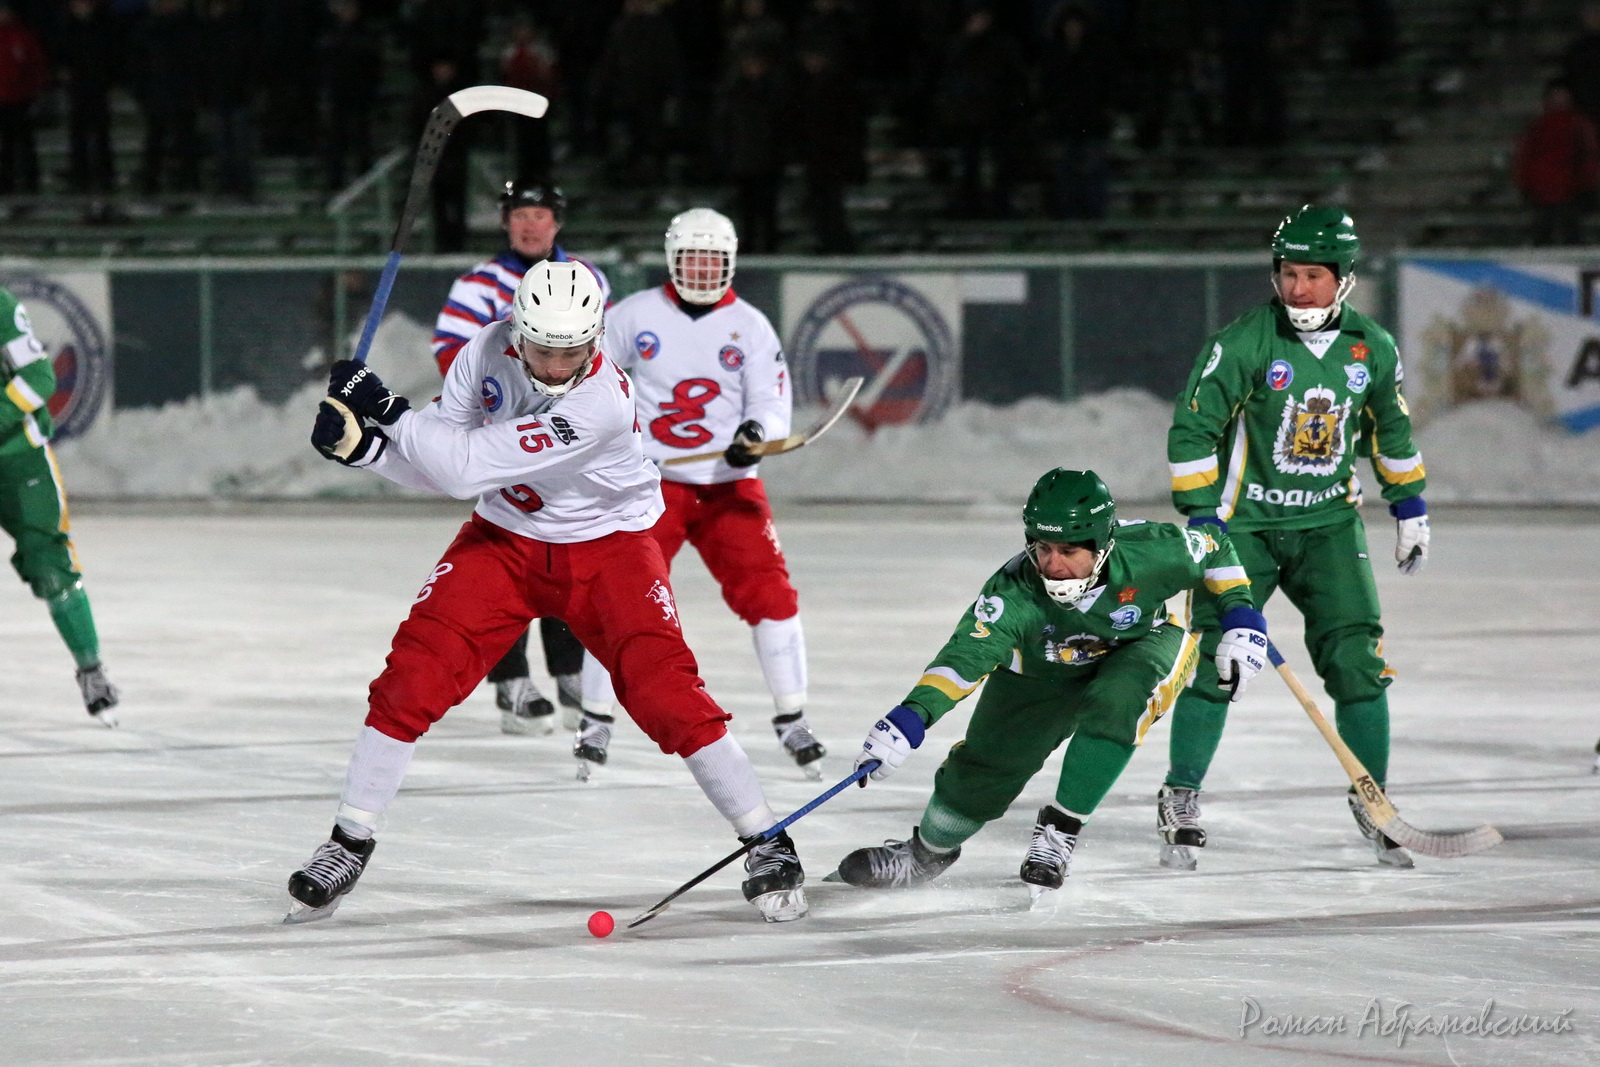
[8,0,1590,252]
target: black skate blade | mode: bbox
[283,898,343,924]
[822,868,845,883]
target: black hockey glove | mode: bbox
[312,397,387,466]
[723,419,765,468]
[327,359,410,425]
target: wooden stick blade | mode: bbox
[447,85,549,119]
[659,376,864,467]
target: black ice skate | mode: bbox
[1348,789,1415,868]
[1156,784,1207,871]
[573,710,614,781]
[285,825,376,923]
[773,711,825,780]
[75,663,119,728]
[497,677,556,735]
[1021,806,1081,904]
[555,672,583,730]
[827,827,961,889]
[741,829,807,922]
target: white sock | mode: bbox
[683,733,776,838]
[336,726,415,840]
[580,650,617,715]
[752,616,807,714]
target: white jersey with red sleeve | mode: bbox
[601,284,791,486]
[372,319,662,543]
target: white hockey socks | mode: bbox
[752,615,807,714]
[683,732,777,838]
[580,650,617,716]
[335,726,416,840]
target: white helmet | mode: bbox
[511,260,605,396]
[665,208,737,305]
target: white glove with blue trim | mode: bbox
[1215,606,1268,702]
[855,705,925,785]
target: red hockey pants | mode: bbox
[653,478,799,625]
[366,515,729,757]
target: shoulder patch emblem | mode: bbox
[974,594,1004,624]
[635,331,660,360]
[719,344,745,371]
[481,376,504,412]
[1201,342,1223,378]
[1344,363,1370,393]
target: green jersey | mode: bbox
[902,521,1254,726]
[1167,301,1424,532]
[0,288,56,456]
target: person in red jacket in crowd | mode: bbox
[1514,77,1600,246]
[0,1,48,195]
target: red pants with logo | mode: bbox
[653,478,799,625]
[366,515,729,757]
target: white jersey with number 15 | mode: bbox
[601,285,792,486]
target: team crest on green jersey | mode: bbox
[1273,385,1350,475]
[1045,632,1112,665]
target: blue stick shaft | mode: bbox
[762,760,877,840]
[626,760,880,928]
[351,251,403,365]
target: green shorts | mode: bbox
[1188,513,1391,704]
[930,622,1199,824]
[0,444,83,600]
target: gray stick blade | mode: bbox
[447,85,549,120]
[1379,815,1504,858]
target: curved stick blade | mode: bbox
[447,85,549,120]
[1378,815,1504,858]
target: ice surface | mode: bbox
[49,312,1600,505]
[1,503,1596,1066]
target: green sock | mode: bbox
[47,584,101,669]
[1054,733,1135,816]
[919,795,985,852]
[1335,695,1391,787]
[1165,688,1230,790]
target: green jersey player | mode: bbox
[0,284,118,724]
[1160,205,1428,870]
[830,469,1267,900]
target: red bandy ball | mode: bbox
[587,910,615,938]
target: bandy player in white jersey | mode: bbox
[573,209,827,781]
[287,261,808,924]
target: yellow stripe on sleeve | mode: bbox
[6,375,46,414]
[1168,455,1219,492]
[1376,452,1426,485]
[917,666,983,701]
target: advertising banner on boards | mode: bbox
[1399,259,1600,433]
[0,272,113,440]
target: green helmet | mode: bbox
[1023,468,1116,547]
[1271,205,1360,275]
[1023,469,1118,604]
